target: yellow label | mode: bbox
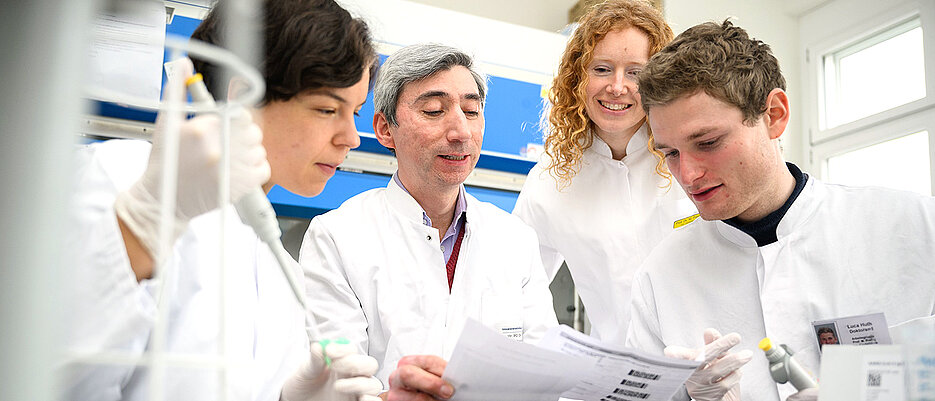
[673,213,700,229]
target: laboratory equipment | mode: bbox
[185,73,308,311]
[759,337,819,391]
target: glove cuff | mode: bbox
[114,183,188,259]
[280,356,327,401]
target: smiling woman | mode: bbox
[584,27,651,160]
[513,0,697,347]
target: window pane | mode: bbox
[827,131,931,195]
[824,21,926,129]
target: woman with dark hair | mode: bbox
[63,1,381,400]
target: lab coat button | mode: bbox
[426,235,432,241]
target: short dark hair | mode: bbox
[190,0,377,105]
[639,19,785,125]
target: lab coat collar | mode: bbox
[586,122,650,161]
[714,176,820,247]
[385,175,472,227]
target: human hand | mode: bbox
[786,387,819,401]
[281,341,382,401]
[114,58,270,256]
[384,355,453,401]
[664,328,753,401]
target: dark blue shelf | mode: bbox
[268,169,521,220]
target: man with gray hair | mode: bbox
[299,43,558,399]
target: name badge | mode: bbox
[673,213,700,229]
[499,325,523,342]
[812,312,892,351]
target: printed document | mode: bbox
[442,321,699,401]
[540,325,700,401]
[442,319,590,401]
[87,0,166,104]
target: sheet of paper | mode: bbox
[87,0,166,104]
[860,353,905,401]
[442,319,592,401]
[538,325,700,401]
[905,344,935,400]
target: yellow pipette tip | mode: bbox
[185,73,204,87]
[759,337,773,351]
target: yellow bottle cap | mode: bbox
[185,73,204,87]
[759,337,773,351]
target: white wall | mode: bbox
[663,0,806,166]
[338,0,570,86]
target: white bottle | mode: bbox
[759,338,819,391]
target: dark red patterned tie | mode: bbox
[446,223,466,292]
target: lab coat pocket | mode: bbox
[481,294,524,342]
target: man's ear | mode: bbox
[373,112,396,150]
[373,112,396,149]
[764,88,790,140]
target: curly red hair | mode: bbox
[544,0,673,188]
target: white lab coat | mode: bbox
[300,179,558,385]
[513,124,696,343]
[62,140,307,401]
[626,178,935,401]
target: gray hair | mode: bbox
[374,43,488,126]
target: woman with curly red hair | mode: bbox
[513,0,695,344]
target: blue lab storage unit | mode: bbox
[92,14,543,218]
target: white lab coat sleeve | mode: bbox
[60,142,158,401]
[516,222,560,343]
[512,186,566,281]
[626,267,692,401]
[625,267,666,354]
[537,245,565,283]
[299,217,370,357]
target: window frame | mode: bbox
[801,0,935,195]
[820,17,924,130]
[811,107,935,194]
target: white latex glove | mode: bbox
[786,387,819,401]
[114,58,270,256]
[281,341,383,401]
[664,328,753,401]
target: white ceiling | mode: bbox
[407,0,580,33]
[780,0,833,16]
[409,0,834,33]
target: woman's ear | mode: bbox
[227,75,250,101]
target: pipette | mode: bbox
[759,338,819,391]
[185,73,309,312]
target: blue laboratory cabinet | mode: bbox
[92,14,544,217]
